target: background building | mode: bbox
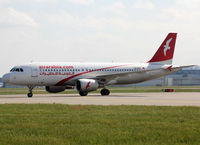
[133,66,200,86]
[0,78,3,88]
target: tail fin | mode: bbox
[148,33,177,65]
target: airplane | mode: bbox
[2,33,194,97]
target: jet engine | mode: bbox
[45,86,66,93]
[76,79,99,92]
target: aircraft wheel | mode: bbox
[27,86,34,98]
[79,91,88,96]
[101,89,110,96]
[27,93,33,98]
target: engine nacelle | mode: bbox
[76,79,99,92]
[45,86,66,93]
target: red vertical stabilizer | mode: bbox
[148,33,177,64]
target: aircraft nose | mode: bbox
[2,73,10,83]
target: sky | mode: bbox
[1,0,200,76]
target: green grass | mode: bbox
[0,104,200,145]
[1,86,200,95]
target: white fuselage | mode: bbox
[2,62,178,87]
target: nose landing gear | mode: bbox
[27,86,34,97]
[27,92,33,97]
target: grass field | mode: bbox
[0,104,200,145]
[1,86,200,95]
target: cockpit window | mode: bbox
[10,68,15,72]
[10,68,24,72]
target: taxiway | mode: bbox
[0,93,200,106]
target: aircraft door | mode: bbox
[31,66,38,77]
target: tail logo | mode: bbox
[164,38,172,56]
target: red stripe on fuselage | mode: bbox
[55,64,130,86]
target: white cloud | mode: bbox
[67,0,94,5]
[44,10,76,25]
[0,0,56,5]
[0,0,11,5]
[132,0,155,10]
[163,0,200,19]
[160,0,200,33]
[103,2,126,15]
[176,0,200,9]
[31,0,56,2]
[44,10,105,29]
[0,8,37,27]
[43,9,135,31]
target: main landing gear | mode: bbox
[79,91,88,96]
[79,88,110,96]
[27,86,34,98]
[100,88,110,96]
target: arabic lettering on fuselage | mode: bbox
[40,72,74,76]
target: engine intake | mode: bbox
[76,79,99,92]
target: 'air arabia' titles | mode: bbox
[39,65,74,69]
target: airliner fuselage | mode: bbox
[3,62,175,86]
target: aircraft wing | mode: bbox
[95,65,195,85]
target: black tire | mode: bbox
[27,93,33,98]
[79,91,88,96]
[100,89,110,96]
